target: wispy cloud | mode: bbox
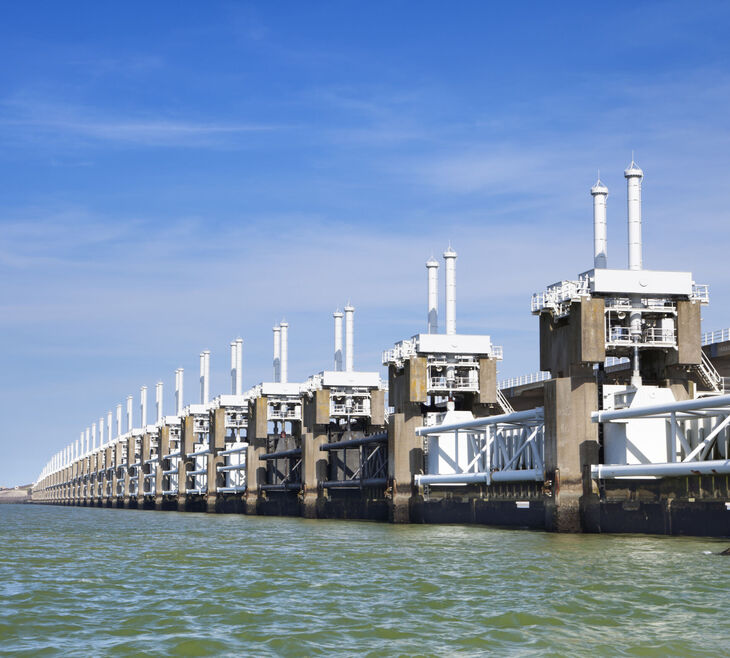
[0,95,280,147]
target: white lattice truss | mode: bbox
[415,408,545,486]
[592,393,730,478]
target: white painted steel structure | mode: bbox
[175,369,184,416]
[200,351,210,404]
[140,386,147,428]
[591,176,608,269]
[155,382,163,423]
[592,393,730,479]
[280,322,289,384]
[444,246,457,336]
[333,310,344,371]
[272,325,281,383]
[625,159,643,271]
[426,257,439,334]
[344,305,354,372]
[415,408,545,486]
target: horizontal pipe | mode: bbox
[593,393,730,423]
[415,468,544,486]
[592,460,730,479]
[416,472,488,485]
[321,478,387,489]
[417,408,545,436]
[217,464,247,472]
[259,449,302,460]
[219,444,249,456]
[217,486,247,493]
[260,483,301,491]
[186,448,211,458]
[320,433,388,451]
[492,469,544,482]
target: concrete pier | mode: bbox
[29,191,730,537]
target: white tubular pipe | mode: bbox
[426,258,439,333]
[107,411,112,444]
[99,416,104,446]
[235,339,243,395]
[593,392,730,423]
[273,326,281,383]
[625,159,643,271]
[126,395,133,432]
[175,368,184,416]
[591,178,608,269]
[417,407,544,435]
[443,246,457,335]
[280,322,289,383]
[92,423,97,451]
[333,311,343,371]
[141,386,148,428]
[592,460,730,479]
[85,427,90,455]
[79,432,83,458]
[156,382,163,424]
[75,439,79,461]
[416,472,488,485]
[230,341,237,394]
[200,351,210,404]
[344,306,354,372]
[415,469,544,486]
[116,404,122,437]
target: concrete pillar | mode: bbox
[206,407,227,512]
[245,396,268,515]
[387,357,426,523]
[113,441,125,507]
[88,453,96,506]
[543,371,599,532]
[301,390,330,518]
[123,436,135,507]
[140,432,151,500]
[155,426,171,511]
[478,357,498,406]
[178,415,195,511]
[104,445,112,506]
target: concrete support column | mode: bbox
[387,357,426,523]
[155,426,171,510]
[113,441,125,508]
[543,372,599,532]
[206,407,227,513]
[123,436,135,508]
[140,432,151,501]
[88,453,96,506]
[70,461,77,505]
[301,390,330,518]
[104,445,112,506]
[244,397,268,515]
[178,416,195,511]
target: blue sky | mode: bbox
[3,1,730,485]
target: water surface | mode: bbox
[1,505,728,656]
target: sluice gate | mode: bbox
[31,161,730,536]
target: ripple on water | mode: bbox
[1,505,729,656]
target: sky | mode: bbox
[3,1,730,486]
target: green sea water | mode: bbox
[1,505,729,657]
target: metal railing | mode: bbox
[498,371,551,390]
[606,326,676,346]
[702,327,730,346]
